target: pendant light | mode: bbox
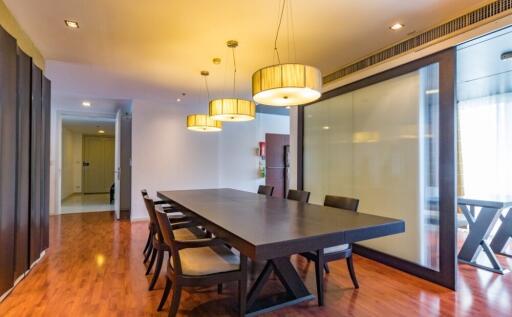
[186,71,223,132]
[209,40,256,122]
[252,0,322,107]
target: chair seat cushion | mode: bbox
[155,228,197,241]
[167,212,186,220]
[324,244,350,254]
[172,246,239,276]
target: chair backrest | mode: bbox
[155,208,182,274]
[143,196,164,240]
[257,185,274,196]
[324,195,359,212]
[287,189,310,203]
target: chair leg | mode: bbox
[168,284,182,317]
[143,243,153,263]
[149,249,164,290]
[324,263,330,274]
[146,248,157,275]
[347,256,359,289]
[143,231,151,255]
[238,255,248,317]
[315,250,325,306]
[158,277,172,311]
[217,283,223,294]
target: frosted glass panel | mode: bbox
[304,63,440,270]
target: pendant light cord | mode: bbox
[232,47,237,97]
[274,0,286,64]
[203,75,210,101]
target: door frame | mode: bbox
[297,48,457,289]
[55,111,116,215]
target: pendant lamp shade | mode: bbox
[209,98,256,122]
[186,114,222,132]
[252,63,322,107]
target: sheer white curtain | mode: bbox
[458,93,512,198]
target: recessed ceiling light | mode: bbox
[177,98,181,102]
[65,20,79,29]
[322,126,330,130]
[390,23,404,31]
[98,130,105,134]
[82,101,91,107]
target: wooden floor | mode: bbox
[1,212,511,316]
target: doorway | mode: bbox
[265,133,290,198]
[60,117,115,214]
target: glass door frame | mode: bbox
[297,48,457,289]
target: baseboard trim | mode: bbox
[0,287,13,303]
[131,215,149,222]
[1,249,47,302]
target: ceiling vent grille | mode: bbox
[324,0,512,84]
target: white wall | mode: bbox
[131,100,221,220]
[131,99,290,221]
[60,128,83,200]
[219,113,289,192]
[61,127,74,199]
[72,132,83,193]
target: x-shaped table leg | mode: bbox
[490,208,512,257]
[458,205,506,274]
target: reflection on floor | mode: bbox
[0,212,511,316]
[61,193,113,214]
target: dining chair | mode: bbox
[154,208,248,317]
[286,189,311,203]
[143,196,200,291]
[141,189,188,259]
[300,194,360,306]
[257,185,274,196]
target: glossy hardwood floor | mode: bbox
[0,212,511,316]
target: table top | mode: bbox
[158,188,404,260]
[458,196,512,209]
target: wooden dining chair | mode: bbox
[154,208,248,317]
[141,189,188,259]
[143,196,200,291]
[300,194,360,306]
[286,189,311,203]
[257,185,274,196]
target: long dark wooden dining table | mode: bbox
[158,188,405,316]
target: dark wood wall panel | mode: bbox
[41,76,51,250]
[14,49,32,279]
[0,28,18,295]
[29,65,42,265]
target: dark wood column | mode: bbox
[41,76,51,250]
[14,49,32,279]
[0,27,18,295]
[29,65,43,265]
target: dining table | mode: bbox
[158,188,405,316]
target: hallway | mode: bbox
[61,193,113,214]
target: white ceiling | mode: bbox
[62,117,115,136]
[53,95,130,114]
[5,0,490,104]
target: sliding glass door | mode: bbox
[300,49,456,289]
